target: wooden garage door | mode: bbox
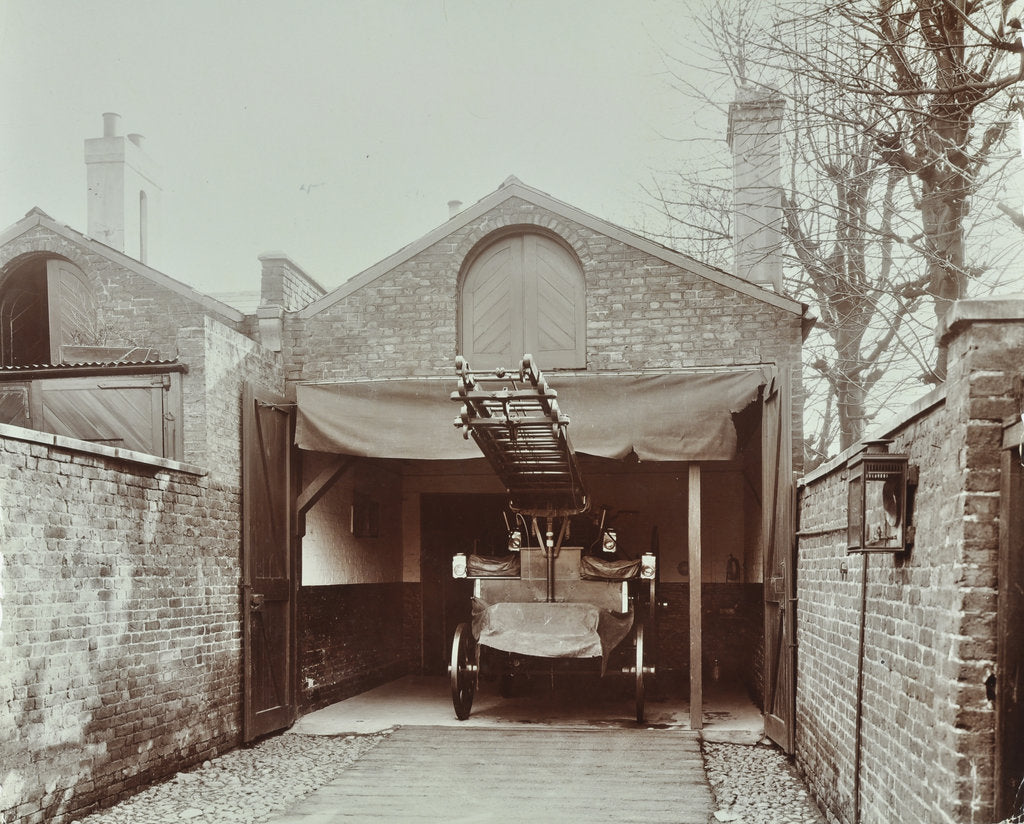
[763,368,796,754]
[998,433,1024,818]
[461,233,585,368]
[0,371,183,460]
[242,383,296,742]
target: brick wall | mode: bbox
[282,197,803,398]
[795,299,1024,824]
[176,318,283,483]
[300,454,403,586]
[0,429,241,824]
[297,583,420,712]
[258,253,326,311]
[0,224,247,359]
[0,229,285,822]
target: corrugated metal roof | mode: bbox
[0,359,185,378]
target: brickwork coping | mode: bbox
[0,422,206,476]
[938,295,1024,349]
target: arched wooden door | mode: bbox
[0,257,97,366]
[460,233,585,369]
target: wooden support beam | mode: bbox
[689,463,702,731]
[295,455,355,536]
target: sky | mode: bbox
[0,0,717,298]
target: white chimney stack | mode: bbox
[727,86,785,292]
[85,113,161,265]
[102,112,120,137]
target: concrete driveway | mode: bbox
[291,675,763,743]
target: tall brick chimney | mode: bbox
[727,86,785,292]
[84,112,162,265]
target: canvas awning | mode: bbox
[294,367,773,463]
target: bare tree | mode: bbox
[785,0,1024,379]
[647,0,1023,461]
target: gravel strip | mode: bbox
[71,730,391,824]
[703,740,827,824]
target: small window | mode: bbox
[460,232,585,368]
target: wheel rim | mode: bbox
[450,623,477,720]
[635,622,646,723]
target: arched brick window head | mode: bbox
[460,232,585,369]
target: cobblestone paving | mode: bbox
[71,730,828,823]
[704,741,827,824]
[71,731,391,824]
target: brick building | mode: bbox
[0,102,811,824]
[795,300,1024,823]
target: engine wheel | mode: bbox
[449,622,478,720]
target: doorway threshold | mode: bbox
[290,675,764,743]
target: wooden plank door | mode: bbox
[461,237,524,367]
[762,368,796,753]
[242,384,296,742]
[523,233,586,368]
[36,373,182,459]
[46,258,99,363]
[997,442,1024,818]
[461,233,585,369]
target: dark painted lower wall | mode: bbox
[297,581,762,712]
[297,582,422,712]
[657,583,764,706]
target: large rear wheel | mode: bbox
[449,622,478,720]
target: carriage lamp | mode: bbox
[452,553,468,578]
[601,529,618,554]
[640,552,657,580]
[507,529,523,552]
[847,440,910,553]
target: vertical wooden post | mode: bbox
[689,463,702,731]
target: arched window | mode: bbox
[460,232,586,369]
[0,257,98,366]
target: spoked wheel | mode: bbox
[449,622,478,720]
[635,622,647,723]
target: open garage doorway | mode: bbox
[294,367,787,737]
[413,461,766,729]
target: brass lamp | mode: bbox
[847,440,909,553]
